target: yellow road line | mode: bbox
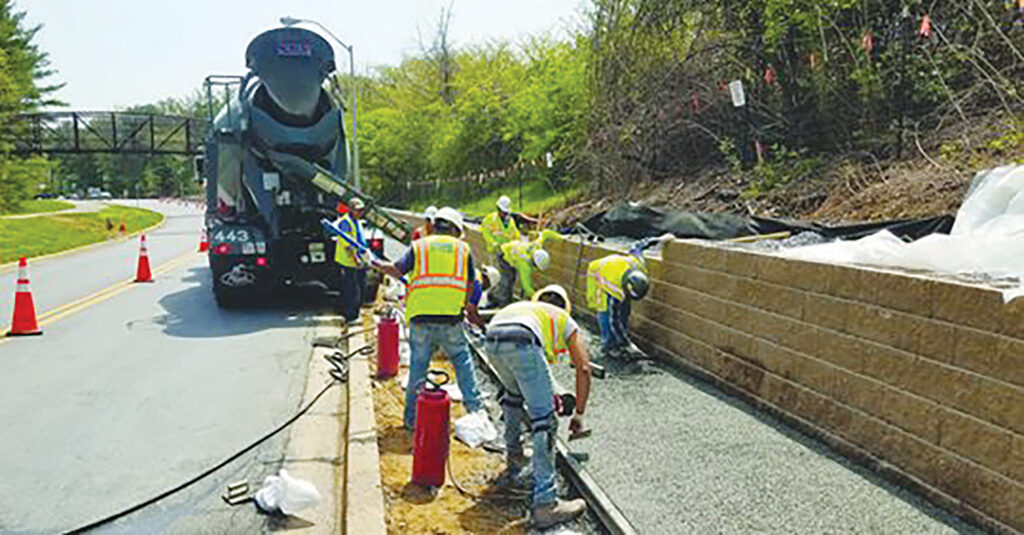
[2,250,201,338]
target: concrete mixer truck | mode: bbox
[199,27,410,307]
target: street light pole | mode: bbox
[280,16,361,191]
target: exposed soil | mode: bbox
[371,356,529,535]
[547,111,1024,227]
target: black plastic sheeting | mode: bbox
[572,203,954,242]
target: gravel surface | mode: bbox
[547,329,980,535]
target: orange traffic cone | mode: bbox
[8,257,42,336]
[198,228,209,252]
[135,234,153,283]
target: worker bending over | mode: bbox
[586,235,669,358]
[333,198,368,325]
[371,207,484,430]
[492,229,561,308]
[482,195,520,263]
[470,265,501,311]
[486,285,590,529]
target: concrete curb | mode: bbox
[0,203,169,273]
[343,322,387,535]
[277,317,350,533]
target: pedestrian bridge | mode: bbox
[2,111,209,156]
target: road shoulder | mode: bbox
[277,316,351,532]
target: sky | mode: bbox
[20,0,587,111]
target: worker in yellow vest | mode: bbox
[585,234,670,358]
[482,195,521,263]
[587,254,650,358]
[372,206,484,430]
[485,284,590,529]
[492,229,561,308]
[333,198,368,324]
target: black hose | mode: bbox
[64,346,368,534]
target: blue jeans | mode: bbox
[338,267,366,322]
[405,321,483,429]
[597,294,631,352]
[485,336,558,506]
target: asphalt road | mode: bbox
[0,200,334,534]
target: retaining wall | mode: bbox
[394,212,1024,532]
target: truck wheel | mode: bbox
[213,280,245,308]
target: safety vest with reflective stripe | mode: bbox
[482,211,520,253]
[494,301,571,364]
[406,235,471,319]
[333,213,364,268]
[586,254,643,312]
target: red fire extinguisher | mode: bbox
[412,370,451,487]
[376,312,399,379]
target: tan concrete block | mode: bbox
[787,350,837,398]
[845,305,921,354]
[894,354,976,409]
[860,343,917,390]
[965,378,1024,435]
[754,339,797,379]
[715,350,766,394]
[938,410,1012,479]
[757,256,833,295]
[813,330,867,373]
[802,293,851,334]
[924,451,1024,531]
[844,372,887,417]
[950,328,1024,389]
[872,271,937,316]
[722,248,762,278]
[761,373,800,412]
[750,280,804,320]
[1001,297,1024,341]
[997,337,1024,388]
[916,318,958,365]
[731,276,759,305]
[664,240,725,271]
[1009,434,1024,484]
[715,325,760,363]
[931,281,1005,332]
[875,388,941,444]
[829,265,880,305]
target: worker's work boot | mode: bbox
[530,498,587,529]
[495,452,530,489]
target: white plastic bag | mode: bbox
[254,469,322,516]
[454,410,498,448]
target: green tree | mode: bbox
[0,0,63,212]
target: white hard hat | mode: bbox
[425,205,438,221]
[497,195,512,213]
[533,284,571,314]
[532,248,550,270]
[434,206,464,234]
[482,265,500,287]
[350,198,365,210]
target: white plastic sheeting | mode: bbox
[781,165,1024,302]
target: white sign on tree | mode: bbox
[729,80,746,107]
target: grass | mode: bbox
[409,179,583,217]
[2,199,75,215]
[0,205,164,264]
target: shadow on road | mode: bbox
[150,267,337,339]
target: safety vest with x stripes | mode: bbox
[406,235,471,319]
